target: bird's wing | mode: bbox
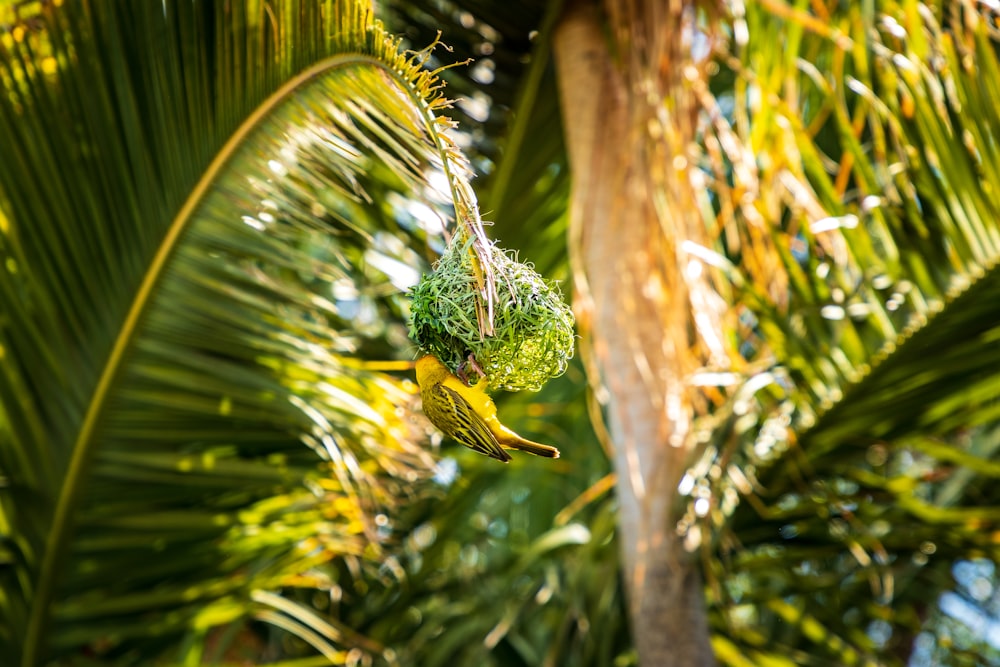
[437,384,513,463]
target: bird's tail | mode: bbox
[506,437,560,459]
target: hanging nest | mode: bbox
[409,237,575,392]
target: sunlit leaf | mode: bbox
[0,1,477,663]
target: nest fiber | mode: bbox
[409,239,575,391]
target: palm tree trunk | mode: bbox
[554,1,718,664]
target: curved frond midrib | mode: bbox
[802,257,1000,457]
[17,17,463,667]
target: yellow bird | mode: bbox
[415,354,560,463]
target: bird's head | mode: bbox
[415,354,446,387]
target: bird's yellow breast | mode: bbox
[416,354,491,405]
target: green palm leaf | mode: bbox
[682,2,1000,663]
[0,1,470,663]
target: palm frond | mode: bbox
[382,0,553,176]
[0,1,473,663]
[683,1,1000,663]
[329,364,625,667]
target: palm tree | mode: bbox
[416,0,1000,664]
[3,0,1000,666]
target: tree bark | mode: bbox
[554,1,718,665]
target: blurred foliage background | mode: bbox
[1,0,1000,666]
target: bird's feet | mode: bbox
[456,353,487,386]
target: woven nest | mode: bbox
[409,238,575,391]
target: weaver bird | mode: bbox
[415,354,560,463]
